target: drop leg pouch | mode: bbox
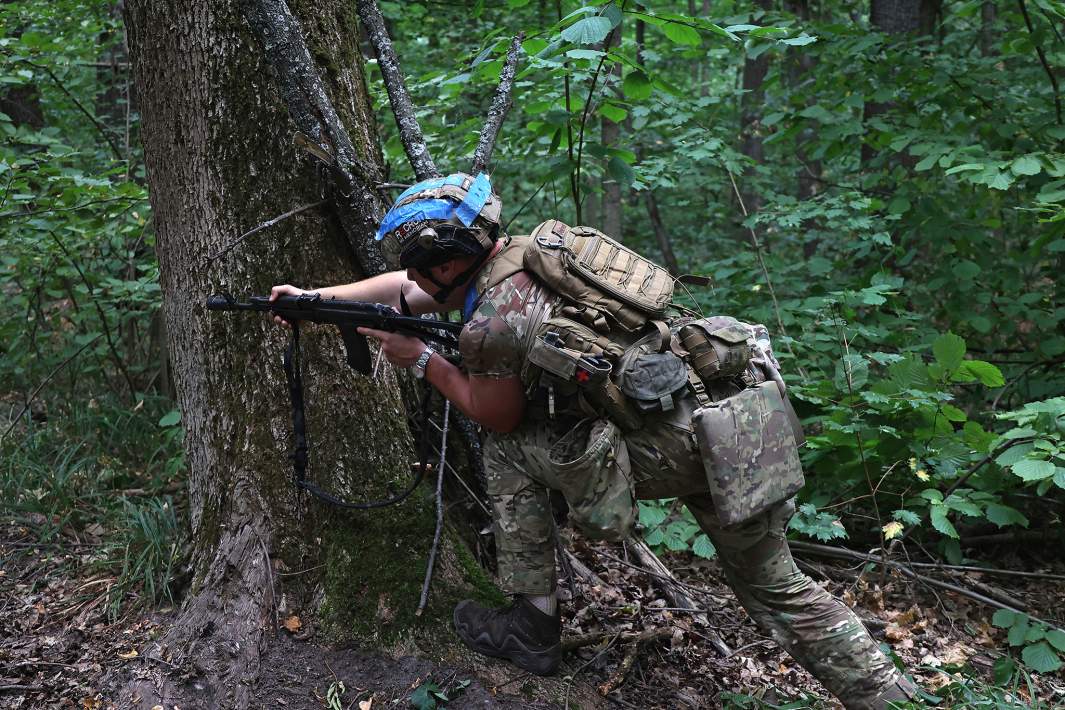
[547,418,636,541]
[692,381,805,526]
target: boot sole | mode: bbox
[453,612,561,676]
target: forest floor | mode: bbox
[2,517,1065,709]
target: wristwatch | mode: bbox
[412,345,435,379]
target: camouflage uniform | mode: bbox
[459,260,915,709]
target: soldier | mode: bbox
[270,173,918,709]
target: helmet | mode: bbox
[376,172,501,271]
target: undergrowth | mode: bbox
[1,393,187,619]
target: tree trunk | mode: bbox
[600,21,622,239]
[123,1,494,705]
[738,0,773,215]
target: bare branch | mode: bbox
[471,34,525,175]
[356,0,439,180]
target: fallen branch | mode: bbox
[626,539,731,656]
[563,626,672,652]
[564,548,606,588]
[356,0,439,180]
[471,33,524,174]
[598,637,644,696]
[789,540,1065,632]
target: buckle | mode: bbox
[536,234,565,249]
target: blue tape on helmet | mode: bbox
[375,198,456,240]
[455,173,492,227]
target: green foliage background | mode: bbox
[1,0,1063,689]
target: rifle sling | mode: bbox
[283,322,430,509]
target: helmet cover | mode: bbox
[376,172,501,270]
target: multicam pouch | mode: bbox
[547,418,636,541]
[692,381,805,526]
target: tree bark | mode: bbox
[123,1,487,706]
[600,19,622,239]
[738,0,773,215]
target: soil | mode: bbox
[3,518,1065,709]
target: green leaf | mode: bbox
[565,48,604,60]
[833,354,869,392]
[660,18,701,46]
[638,501,668,529]
[692,533,716,559]
[1046,629,1065,652]
[992,608,1018,628]
[1008,617,1031,646]
[607,156,634,187]
[1011,458,1056,481]
[1011,155,1042,176]
[996,443,1035,467]
[410,681,440,710]
[957,360,1005,387]
[892,509,921,525]
[940,404,967,422]
[599,103,627,123]
[780,34,817,46]
[158,410,181,427]
[984,503,1030,528]
[929,505,958,539]
[933,332,966,373]
[1022,642,1063,673]
[561,16,613,45]
[623,70,652,101]
[993,656,1016,685]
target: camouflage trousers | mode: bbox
[483,392,915,709]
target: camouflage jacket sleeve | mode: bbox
[459,271,551,379]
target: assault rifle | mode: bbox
[205,292,463,373]
[206,292,463,509]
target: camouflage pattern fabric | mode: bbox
[693,380,806,525]
[465,266,915,709]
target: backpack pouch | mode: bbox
[692,381,805,526]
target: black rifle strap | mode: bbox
[282,321,429,509]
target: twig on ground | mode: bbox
[564,548,606,587]
[789,540,1065,632]
[471,33,524,174]
[564,626,672,652]
[0,685,44,692]
[598,640,640,696]
[356,0,439,180]
[625,539,731,656]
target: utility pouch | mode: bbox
[692,381,805,526]
[547,418,636,541]
[618,351,690,413]
[677,317,752,383]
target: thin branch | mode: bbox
[1017,0,1063,125]
[471,34,524,174]
[1,335,102,445]
[727,170,806,380]
[21,60,123,161]
[356,0,439,180]
[204,200,325,263]
[49,232,136,397]
[0,196,142,220]
[417,401,450,615]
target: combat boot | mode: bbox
[453,596,562,675]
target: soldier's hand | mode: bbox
[268,284,310,328]
[357,327,426,368]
